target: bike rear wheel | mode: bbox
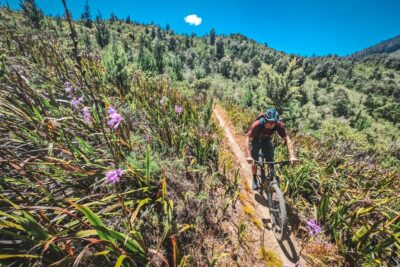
[268,183,287,241]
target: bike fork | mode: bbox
[267,181,276,208]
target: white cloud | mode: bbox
[184,14,202,26]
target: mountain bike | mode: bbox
[255,155,290,241]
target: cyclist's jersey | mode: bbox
[247,120,287,140]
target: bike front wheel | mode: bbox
[268,183,287,241]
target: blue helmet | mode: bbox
[265,108,280,122]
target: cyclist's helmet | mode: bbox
[265,108,280,122]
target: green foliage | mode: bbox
[0,9,241,266]
[138,47,157,73]
[311,60,336,81]
[331,88,354,118]
[259,59,301,116]
[95,12,110,48]
[250,56,262,76]
[209,28,216,46]
[20,0,43,29]
[216,38,225,60]
[80,0,93,28]
[102,40,129,92]
[167,35,177,51]
[1,6,399,266]
[224,105,400,266]
[154,40,165,74]
[219,57,232,78]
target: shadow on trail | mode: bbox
[255,193,300,263]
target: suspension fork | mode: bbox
[267,179,275,207]
[260,164,266,184]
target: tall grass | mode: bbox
[0,7,237,266]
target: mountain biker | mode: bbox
[245,108,297,190]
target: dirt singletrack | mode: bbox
[213,104,305,267]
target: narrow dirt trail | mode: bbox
[213,104,305,267]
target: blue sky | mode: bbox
[6,0,400,56]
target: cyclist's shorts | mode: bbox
[251,138,274,161]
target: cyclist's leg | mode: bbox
[261,138,274,162]
[250,139,261,189]
[261,138,275,179]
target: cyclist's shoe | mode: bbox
[252,178,259,190]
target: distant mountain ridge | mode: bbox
[348,34,400,59]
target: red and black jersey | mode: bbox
[246,119,287,139]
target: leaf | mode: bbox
[115,255,127,267]
[75,230,97,238]
[130,198,151,224]
[178,224,194,234]
[171,235,177,267]
[0,220,24,231]
[356,206,375,216]
[74,204,116,244]
[0,193,21,209]
[0,254,39,259]
[19,211,50,241]
[105,229,145,257]
[74,204,145,259]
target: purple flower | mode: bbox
[71,96,83,108]
[108,107,115,115]
[105,169,123,184]
[107,106,123,129]
[175,104,183,114]
[160,96,167,105]
[64,82,72,94]
[82,106,91,123]
[306,219,321,236]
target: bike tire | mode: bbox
[269,183,287,241]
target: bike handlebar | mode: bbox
[254,160,291,166]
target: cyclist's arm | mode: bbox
[283,135,297,163]
[245,136,253,158]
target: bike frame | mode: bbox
[256,160,290,190]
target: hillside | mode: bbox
[0,2,399,266]
[349,35,400,59]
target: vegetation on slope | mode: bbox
[0,4,245,266]
[0,1,399,266]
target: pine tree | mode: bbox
[109,13,118,23]
[156,26,163,39]
[19,0,44,29]
[219,57,232,78]
[55,13,62,28]
[138,47,156,73]
[154,41,165,74]
[184,36,190,48]
[216,38,224,60]
[261,59,300,114]
[209,28,216,45]
[150,27,156,39]
[80,0,92,28]
[102,41,129,92]
[332,88,353,118]
[250,57,261,76]
[95,12,110,48]
[167,36,177,51]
